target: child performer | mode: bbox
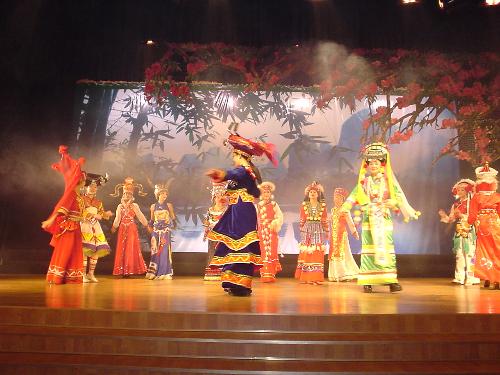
[145,184,176,280]
[81,173,113,283]
[41,145,86,284]
[342,143,420,293]
[110,177,149,277]
[257,181,283,282]
[295,181,329,285]
[467,163,500,290]
[203,182,228,281]
[328,187,360,282]
[206,131,278,296]
[438,179,480,285]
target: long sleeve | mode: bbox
[112,204,122,228]
[467,195,479,225]
[440,205,455,224]
[299,204,306,228]
[345,211,357,234]
[132,203,149,226]
[271,202,284,232]
[343,185,360,211]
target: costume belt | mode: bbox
[226,189,255,205]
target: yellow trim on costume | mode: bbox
[206,230,259,251]
[226,189,255,204]
[211,252,262,266]
[221,270,253,288]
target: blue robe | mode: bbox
[207,167,262,292]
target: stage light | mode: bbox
[289,96,312,112]
[484,0,500,6]
[401,0,419,4]
[146,40,155,46]
[437,0,454,10]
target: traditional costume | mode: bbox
[207,131,277,296]
[295,181,328,284]
[145,183,176,280]
[328,187,360,282]
[43,145,85,284]
[203,182,227,281]
[467,163,500,289]
[257,181,283,282]
[439,179,480,285]
[81,173,112,282]
[342,143,420,293]
[110,177,148,276]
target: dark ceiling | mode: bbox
[0,0,499,141]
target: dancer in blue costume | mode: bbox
[206,131,278,296]
[145,183,176,280]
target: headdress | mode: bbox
[153,177,174,199]
[224,123,279,166]
[333,187,348,198]
[258,181,276,193]
[110,177,147,197]
[474,162,498,192]
[304,181,324,196]
[451,179,475,197]
[85,173,109,187]
[354,142,419,222]
[363,142,388,162]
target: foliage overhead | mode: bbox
[140,42,499,165]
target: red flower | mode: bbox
[440,143,452,155]
[456,150,471,161]
[441,118,461,129]
[186,60,208,76]
[362,118,371,130]
[430,95,448,107]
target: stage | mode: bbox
[0,276,498,315]
[0,276,499,374]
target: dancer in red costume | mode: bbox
[110,177,149,276]
[41,145,85,284]
[467,163,500,290]
[257,181,283,282]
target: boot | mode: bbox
[389,283,402,293]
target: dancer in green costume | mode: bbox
[342,143,420,293]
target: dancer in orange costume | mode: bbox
[328,187,360,282]
[467,163,500,290]
[42,145,86,284]
[257,181,283,282]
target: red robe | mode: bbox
[44,146,85,284]
[468,192,500,283]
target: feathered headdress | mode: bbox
[110,177,147,197]
[224,123,279,166]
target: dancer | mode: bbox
[295,181,329,285]
[41,145,85,284]
[202,182,228,281]
[342,143,420,293]
[438,179,480,285]
[328,187,360,282]
[81,173,113,283]
[467,163,500,290]
[145,183,176,280]
[206,131,277,296]
[110,177,149,276]
[257,181,283,283]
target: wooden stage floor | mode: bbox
[0,275,498,315]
